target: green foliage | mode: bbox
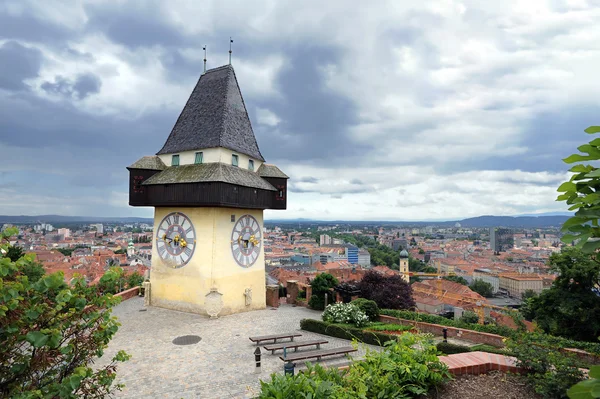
[5,245,24,262]
[557,126,600,253]
[297,289,306,299]
[56,248,75,256]
[443,275,468,285]
[309,273,339,310]
[114,248,127,255]
[508,334,586,399]
[469,344,510,355]
[308,292,335,311]
[380,309,518,340]
[567,366,600,399]
[528,247,600,342]
[459,310,480,324]
[257,363,342,399]
[322,303,369,328]
[126,271,144,289]
[300,319,397,347]
[366,323,413,332]
[436,342,471,355]
[258,333,451,398]
[0,228,129,398]
[98,267,127,294]
[350,298,380,322]
[469,279,494,297]
[19,260,46,283]
[522,289,538,300]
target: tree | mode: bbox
[5,246,24,262]
[57,248,75,257]
[308,273,339,310]
[443,275,468,286]
[528,247,600,342]
[469,279,494,297]
[0,228,129,397]
[358,270,415,310]
[557,125,600,253]
[459,311,479,324]
[114,248,127,255]
[2,245,45,283]
[522,289,538,300]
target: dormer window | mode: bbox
[232,154,239,167]
[195,152,203,164]
[172,154,180,166]
[248,159,254,171]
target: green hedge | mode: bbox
[300,319,398,346]
[366,322,413,332]
[381,309,600,355]
[436,342,471,355]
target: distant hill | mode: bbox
[452,215,570,228]
[0,214,570,228]
[267,215,571,228]
[0,215,153,224]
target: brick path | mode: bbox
[439,351,523,375]
[96,297,376,399]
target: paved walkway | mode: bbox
[96,297,376,399]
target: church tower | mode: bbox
[399,249,409,283]
[127,65,288,317]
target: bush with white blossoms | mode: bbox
[322,302,370,328]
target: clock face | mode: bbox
[231,214,262,268]
[156,212,196,268]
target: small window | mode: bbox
[172,154,180,166]
[248,159,254,171]
[232,154,239,167]
[195,152,203,164]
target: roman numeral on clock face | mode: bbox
[173,214,180,224]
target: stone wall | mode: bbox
[115,286,140,301]
[379,314,505,347]
[265,285,279,308]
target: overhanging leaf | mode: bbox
[26,331,49,348]
[581,240,600,254]
[567,378,598,399]
[564,154,596,163]
[558,182,577,192]
[590,365,600,379]
[584,126,600,134]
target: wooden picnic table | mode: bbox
[249,332,302,345]
[263,339,328,355]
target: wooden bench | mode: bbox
[279,346,357,362]
[263,339,329,355]
[249,333,302,345]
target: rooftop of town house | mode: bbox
[95,297,376,398]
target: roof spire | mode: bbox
[203,45,207,74]
[229,37,233,65]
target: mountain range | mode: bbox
[0,214,571,228]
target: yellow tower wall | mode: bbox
[399,258,409,283]
[150,207,266,316]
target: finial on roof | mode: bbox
[229,37,233,65]
[203,45,207,74]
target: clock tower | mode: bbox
[127,65,288,317]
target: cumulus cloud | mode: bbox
[0,0,598,219]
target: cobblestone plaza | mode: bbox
[97,297,375,398]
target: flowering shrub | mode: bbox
[322,302,369,328]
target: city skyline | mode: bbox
[1,1,599,220]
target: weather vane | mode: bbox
[203,45,207,74]
[229,37,233,65]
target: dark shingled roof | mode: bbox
[142,163,276,191]
[156,65,265,161]
[127,156,167,170]
[257,164,289,179]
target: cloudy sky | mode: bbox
[0,0,598,221]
